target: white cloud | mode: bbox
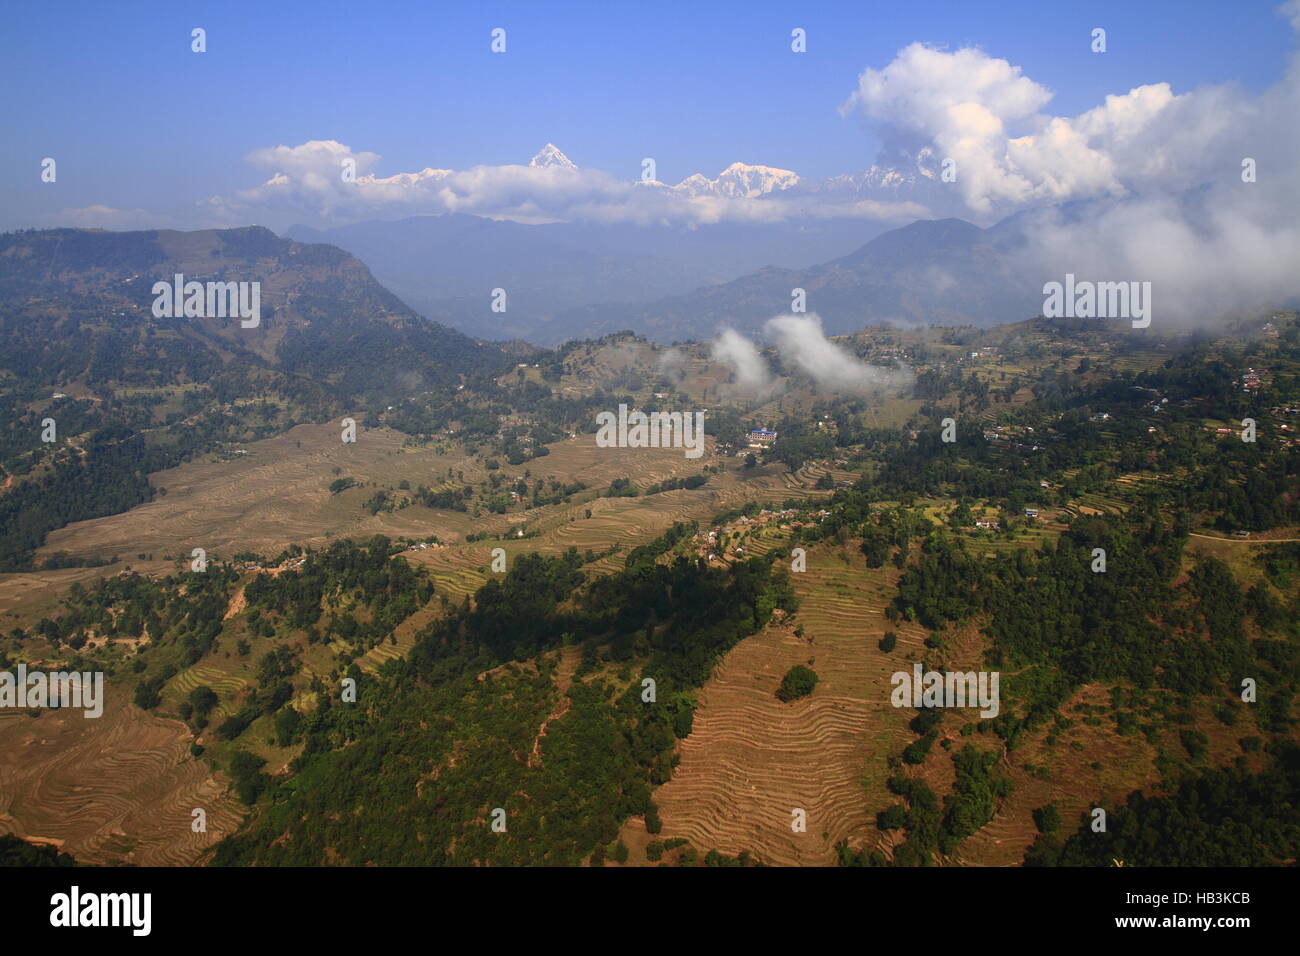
[764,314,912,391]
[211,139,930,228]
[712,327,776,394]
[842,19,1300,324]
[842,43,1135,213]
[1283,0,1300,30]
[712,317,914,394]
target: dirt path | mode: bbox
[222,585,247,621]
[527,647,581,769]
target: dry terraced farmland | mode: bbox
[631,541,927,865]
[0,691,240,865]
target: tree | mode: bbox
[1033,804,1061,834]
[776,665,818,702]
[188,685,219,716]
[877,805,907,830]
[133,676,164,710]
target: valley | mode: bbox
[2,246,1297,866]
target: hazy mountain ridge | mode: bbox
[286,214,902,341]
[0,226,501,401]
[546,217,1038,344]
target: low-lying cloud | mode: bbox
[712,327,777,395]
[713,315,912,395]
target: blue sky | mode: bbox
[1,0,1296,231]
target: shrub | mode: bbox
[776,665,818,702]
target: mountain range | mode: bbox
[548,216,1042,342]
[286,143,971,343]
[289,209,1035,345]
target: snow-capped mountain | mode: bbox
[672,162,800,199]
[360,167,453,187]
[808,166,923,194]
[529,143,578,169]
[522,144,938,208]
[782,150,963,217]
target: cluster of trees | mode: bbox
[212,527,797,865]
[840,743,1011,867]
[883,511,1282,751]
[776,665,818,702]
[0,834,77,867]
[1025,744,1300,866]
[215,645,302,744]
[244,537,433,639]
[643,473,709,495]
[411,483,473,512]
[31,564,236,672]
[624,521,695,570]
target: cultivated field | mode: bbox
[0,689,240,865]
[628,541,926,865]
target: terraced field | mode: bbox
[634,542,926,865]
[401,457,834,589]
[6,422,846,864]
[950,679,1258,867]
[35,424,752,569]
[0,690,240,865]
[39,421,479,563]
[0,565,130,632]
[171,664,251,721]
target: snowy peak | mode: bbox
[359,167,452,187]
[672,162,799,199]
[715,162,801,198]
[529,143,577,169]
[815,166,920,194]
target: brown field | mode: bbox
[0,565,137,629]
[0,691,240,865]
[39,421,474,563]
[32,422,818,571]
[632,541,926,865]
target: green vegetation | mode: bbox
[208,524,796,865]
[1026,744,1300,866]
[776,665,818,702]
[0,834,77,867]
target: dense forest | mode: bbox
[1024,744,1300,866]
